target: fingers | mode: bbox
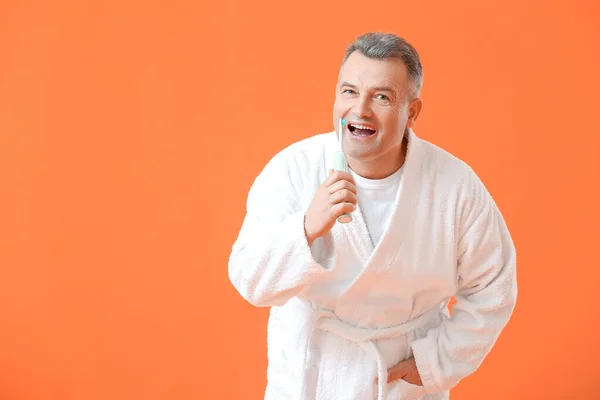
[329,186,357,205]
[323,169,357,219]
[374,373,404,385]
[328,178,357,195]
[324,169,355,187]
[330,201,356,218]
[373,363,407,385]
[386,368,406,384]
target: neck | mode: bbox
[347,136,408,180]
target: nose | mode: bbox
[351,94,372,119]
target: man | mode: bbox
[228,32,517,400]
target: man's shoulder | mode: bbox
[419,136,474,174]
[416,134,485,192]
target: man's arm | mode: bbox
[228,151,327,307]
[410,171,518,393]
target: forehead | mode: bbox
[338,51,409,91]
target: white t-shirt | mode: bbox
[349,166,403,247]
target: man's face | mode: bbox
[332,51,421,162]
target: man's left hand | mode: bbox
[377,357,423,386]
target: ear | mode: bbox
[406,97,423,129]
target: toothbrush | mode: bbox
[334,118,353,224]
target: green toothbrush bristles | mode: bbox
[341,118,347,126]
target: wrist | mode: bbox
[303,215,316,246]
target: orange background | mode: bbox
[1,0,599,399]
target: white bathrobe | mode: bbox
[228,129,517,400]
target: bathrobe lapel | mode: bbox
[336,129,426,297]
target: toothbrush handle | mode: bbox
[333,152,353,224]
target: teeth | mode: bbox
[351,124,376,131]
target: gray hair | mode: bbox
[342,32,423,100]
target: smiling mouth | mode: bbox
[348,123,377,136]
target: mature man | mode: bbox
[228,32,517,400]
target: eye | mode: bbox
[343,89,356,95]
[376,94,389,101]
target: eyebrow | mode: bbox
[339,81,396,93]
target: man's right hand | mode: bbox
[304,169,357,246]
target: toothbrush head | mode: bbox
[338,118,346,144]
[338,118,346,149]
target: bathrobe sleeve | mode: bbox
[228,149,328,307]
[410,171,518,393]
